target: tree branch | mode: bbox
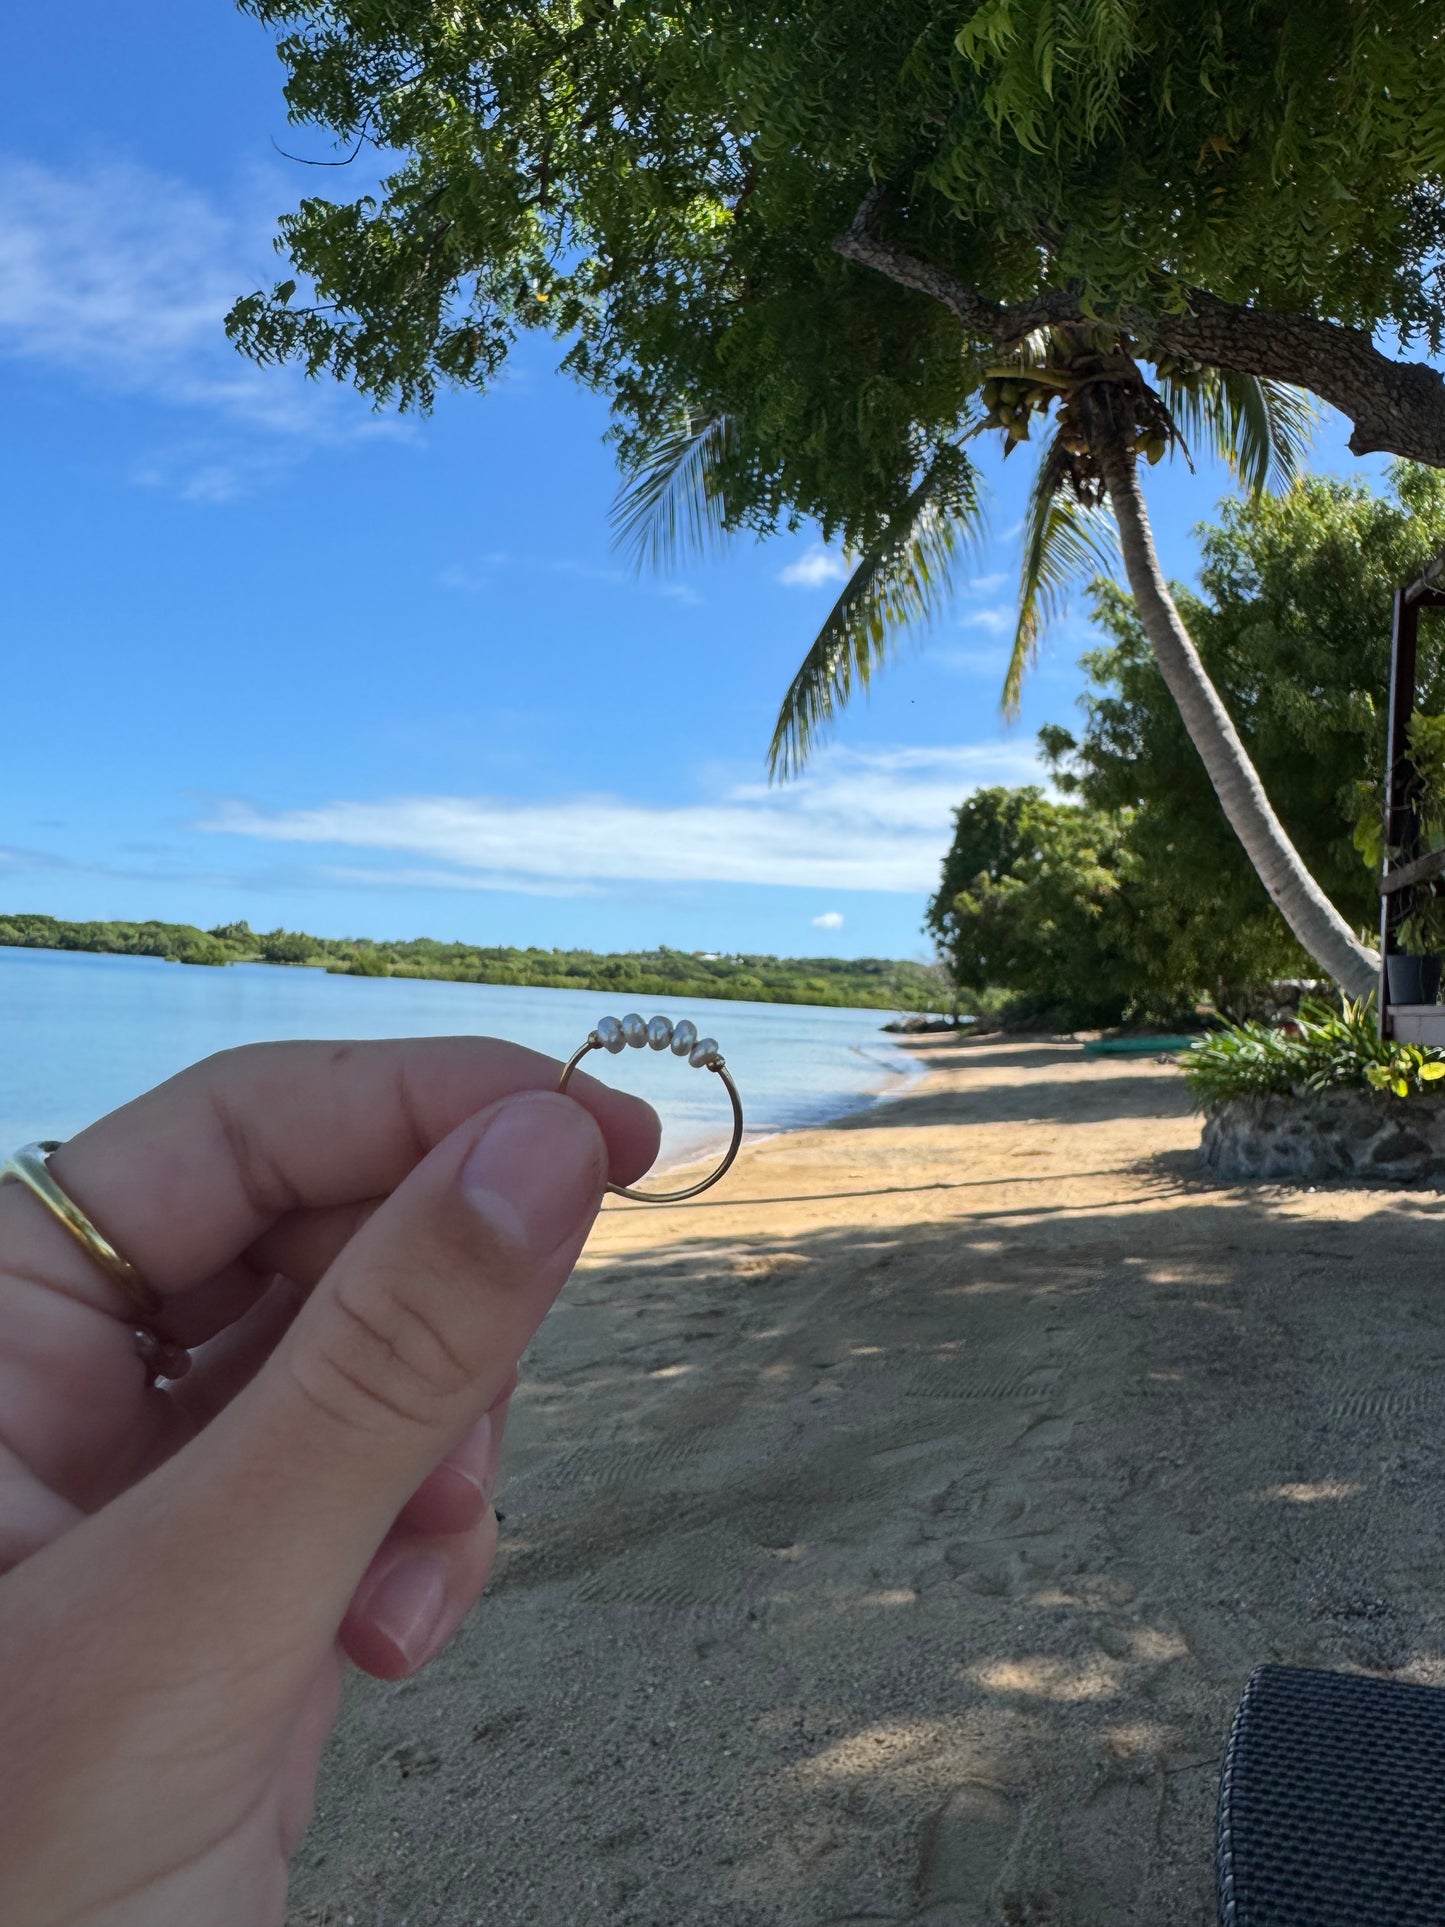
[833,189,1076,344]
[834,198,1445,469]
[1151,294,1445,466]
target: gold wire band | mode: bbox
[559,1037,744,1204]
[0,1140,161,1318]
[1,1140,190,1381]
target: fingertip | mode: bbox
[398,1461,490,1537]
[341,1520,498,1680]
[398,1393,510,1535]
[590,1085,662,1188]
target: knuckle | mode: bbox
[292,1269,477,1434]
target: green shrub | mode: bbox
[1180,998,1445,1106]
[257,929,322,965]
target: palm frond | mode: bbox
[610,412,739,572]
[768,450,981,780]
[1003,428,1118,717]
[1157,370,1316,496]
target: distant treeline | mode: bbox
[0,914,942,1012]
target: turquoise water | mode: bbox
[0,947,916,1168]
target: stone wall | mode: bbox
[1201,1089,1445,1185]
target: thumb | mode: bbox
[192,1087,609,1639]
[0,1090,610,1924]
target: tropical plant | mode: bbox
[1355,710,1445,876]
[1179,999,1445,1107]
[763,446,981,779]
[926,785,1158,1028]
[1047,466,1445,978]
[1397,899,1445,961]
[927,782,1309,1024]
[227,0,1445,994]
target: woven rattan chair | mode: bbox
[1217,1663,1445,1925]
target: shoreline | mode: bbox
[0,926,940,1019]
[1,946,919,1160]
[645,1031,932,1179]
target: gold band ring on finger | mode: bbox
[558,1014,743,1204]
[0,1140,191,1382]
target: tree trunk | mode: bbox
[1093,426,1379,999]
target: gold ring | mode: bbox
[1,1140,190,1381]
[559,1014,744,1204]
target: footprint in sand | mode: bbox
[907,1781,1025,1924]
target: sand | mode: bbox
[288,1036,1445,1927]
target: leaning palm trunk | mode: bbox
[1094,425,1379,999]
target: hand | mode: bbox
[0,1037,658,1927]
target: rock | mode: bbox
[1201,1090,1445,1186]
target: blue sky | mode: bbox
[0,2,1382,962]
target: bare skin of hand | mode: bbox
[0,1038,658,1927]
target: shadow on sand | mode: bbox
[291,1158,1445,1927]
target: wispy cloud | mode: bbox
[935,645,1011,678]
[967,572,1008,594]
[0,842,83,875]
[962,605,1014,634]
[314,863,606,900]
[0,153,384,486]
[441,551,703,606]
[199,740,1048,898]
[779,546,849,589]
[811,910,845,930]
[438,558,509,591]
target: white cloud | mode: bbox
[315,864,605,900]
[199,740,1048,898]
[811,911,845,930]
[779,546,850,589]
[0,153,381,463]
[442,551,703,605]
[967,572,1008,594]
[935,645,1010,678]
[962,605,1014,634]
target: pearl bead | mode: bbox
[595,1015,625,1053]
[670,1019,698,1056]
[620,1012,648,1048]
[647,1015,673,1050]
[689,1037,719,1068]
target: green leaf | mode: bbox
[768,449,981,780]
[1002,428,1118,717]
[610,413,740,574]
[1156,369,1316,496]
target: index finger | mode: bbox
[1,1037,659,1303]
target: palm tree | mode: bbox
[612,333,1380,998]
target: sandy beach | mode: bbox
[289,1036,1445,1927]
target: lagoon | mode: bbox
[0,946,916,1166]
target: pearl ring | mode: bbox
[558,1014,744,1203]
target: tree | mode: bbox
[929,468,1445,1016]
[926,787,1133,1025]
[1049,464,1445,946]
[228,1,1445,993]
[257,928,322,965]
[926,783,1297,1027]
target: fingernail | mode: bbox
[361,1552,449,1670]
[459,1093,604,1255]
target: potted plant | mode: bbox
[1389,897,1445,1005]
[1358,711,1445,1004]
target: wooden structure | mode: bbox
[1379,551,1445,1043]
